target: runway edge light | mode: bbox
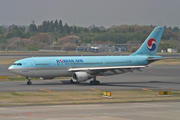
[158,91,172,96]
[102,91,112,98]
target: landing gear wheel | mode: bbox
[90,75,100,85]
[70,79,79,84]
[27,81,32,85]
[70,79,74,84]
[90,80,100,85]
[96,81,100,85]
[26,77,32,85]
[90,81,94,85]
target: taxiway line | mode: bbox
[91,88,102,91]
[141,88,152,91]
[39,89,51,92]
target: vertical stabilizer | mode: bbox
[130,26,164,56]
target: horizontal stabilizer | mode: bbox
[147,57,179,63]
[147,57,179,60]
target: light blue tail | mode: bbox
[130,26,164,56]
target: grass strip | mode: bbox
[0,77,70,82]
[0,91,180,106]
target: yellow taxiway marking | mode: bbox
[39,89,51,92]
[142,88,152,91]
[91,88,101,91]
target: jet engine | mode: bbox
[72,72,92,82]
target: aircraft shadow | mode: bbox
[27,80,180,89]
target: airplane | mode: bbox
[8,26,164,85]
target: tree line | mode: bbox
[0,20,180,51]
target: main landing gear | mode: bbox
[26,77,32,85]
[90,75,100,85]
[70,79,79,84]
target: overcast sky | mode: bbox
[0,0,180,27]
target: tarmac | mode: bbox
[0,101,180,120]
[0,65,180,92]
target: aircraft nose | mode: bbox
[8,66,14,71]
[8,65,17,74]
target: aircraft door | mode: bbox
[132,58,137,65]
[103,60,106,65]
[51,60,57,67]
[28,60,34,68]
[28,60,35,76]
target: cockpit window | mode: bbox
[13,63,22,66]
[17,63,22,65]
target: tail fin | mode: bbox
[130,26,164,56]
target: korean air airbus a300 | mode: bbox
[9,26,164,85]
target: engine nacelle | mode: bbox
[72,72,92,82]
[40,77,55,80]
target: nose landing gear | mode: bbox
[26,77,32,85]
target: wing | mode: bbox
[68,66,146,72]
